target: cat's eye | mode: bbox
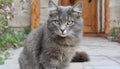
[67,21,74,25]
[53,20,61,25]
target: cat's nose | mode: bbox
[60,29,65,33]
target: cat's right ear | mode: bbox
[48,0,58,14]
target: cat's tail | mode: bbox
[72,52,90,62]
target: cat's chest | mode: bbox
[43,38,77,55]
[44,37,78,47]
[44,42,77,57]
[44,40,77,49]
[43,37,78,59]
[42,40,77,63]
[61,46,77,57]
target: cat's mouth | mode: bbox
[55,31,68,37]
[59,33,68,37]
[60,34,67,37]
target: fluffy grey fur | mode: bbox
[19,0,83,69]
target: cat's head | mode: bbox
[47,0,83,37]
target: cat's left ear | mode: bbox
[72,2,82,13]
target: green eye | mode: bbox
[54,20,60,24]
[67,21,74,25]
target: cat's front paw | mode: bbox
[50,58,59,66]
[45,67,56,69]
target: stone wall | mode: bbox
[110,0,120,29]
[8,0,59,30]
[8,0,31,31]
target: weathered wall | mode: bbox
[8,0,31,30]
[110,0,120,29]
[9,0,58,30]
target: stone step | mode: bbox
[70,63,84,69]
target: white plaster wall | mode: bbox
[110,0,120,29]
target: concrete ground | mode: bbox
[79,37,120,69]
[0,37,120,69]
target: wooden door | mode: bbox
[82,0,98,33]
[59,0,98,33]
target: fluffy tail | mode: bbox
[71,52,90,62]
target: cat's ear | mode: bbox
[48,0,58,13]
[72,2,82,13]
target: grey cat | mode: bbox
[19,0,88,69]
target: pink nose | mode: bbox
[60,29,65,33]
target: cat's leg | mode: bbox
[19,53,33,69]
[41,64,57,69]
[58,58,71,69]
[45,67,56,69]
[42,61,57,69]
[40,54,60,69]
[58,62,70,69]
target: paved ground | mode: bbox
[0,37,120,69]
[79,37,120,69]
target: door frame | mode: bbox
[105,0,110,35]
[31,0,40,30]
